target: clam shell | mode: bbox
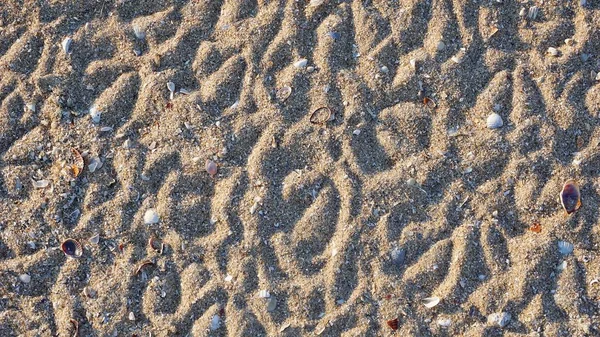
[560,179,581,214]
[62,37,72,54]
[422,296,440,308]
[89,106,101,124]
[144,209,160,224]
[486,113,503,129]
[167,81,175,92]
[310,107,332,125]
[558,240,574,255]
[276,86,292,101]
[133,26,146,40]
[294,58,308,68]
[61,238,83,258]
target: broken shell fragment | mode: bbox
[294,58,308,68]
[487,312,511,328]
[61,238,83,258]
[560,179,581,214]
[32,179,50,188]
[148,236,165,254]
[206,160,218,177]
[309,107,332,125]
[386,318,399,330]
[422,296,440,308]
[423,97,437,109]
[135,260,155,275]
[276,86,292,101]
[62,37,72,54]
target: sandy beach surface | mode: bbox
[1,0,600,336]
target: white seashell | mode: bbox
[547,47,559,56]
[167,81,175,92]
[487,312,511,328]
[309,0,325,7]
[133,26,145,40]
[519,7,527,17]
[558,241,574,255]
[62,37,72,54]
[409,59,417,69]
[100,126,113,132]
[128,312,135,321]
[224,275,233,282]
[528,6,539,20]
[556,260,567,272]
[89,234,100,245]
[179,88,190,95]
[451,55,462,64]
[230,101,239,110]
[89,106,101,124]
[19,274,31,283]
[144,209,159,224]
[26,103,36,112]
[294,58,308,68]
[437,318,452,327]
[422,296,440,308]
[210,315,221,330]
[258,289,270,298]
[486,113,503,129]
[32,179,50,188]
[595,72,600,81]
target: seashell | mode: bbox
[61,238,83,258]
[32,179,50,188]
[519,7,527,17]
[135,260,155,275]
[128,312,136,321]
[210,315,221,330]
[294,58,308,68]
[437,318,452,327]
[486,113,503,129]
[26,103,36,112]
[83,286,97,298]
[89,234,100,245]
[422,296,440,308]
[88,157,102,173]
[528,6,539,20]
[224,274,233,282]
[547,47,559,57]
[390,247,405,266]
[310,107,332,125]
[423,97,437,109]
[100,126,113,132]
[560,179,581,214]
[133,26,145,40]
[487,312,511,328]
[308,0,325,7]
[19,274,31,283]
[386,318,399,330]
[144,209,160,224]
[89,106,101,124]
[258,289,270,298]
[167,81,175,92]
[558,240,574,255]
[205,160,218,177]
[276,86,292,101]
[62,37,72,54]
[327,31,340,40]
[148,236,164,254]
[556,260,567,272]
[70,319,79,336]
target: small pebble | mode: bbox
[267,297,277,312]
[210,315,221,330]
[19,274,31,283]
[436,41,446,51]
[128,312,135,321]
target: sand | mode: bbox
[1,0,600,336]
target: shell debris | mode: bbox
[62,37,72,54]
[560,179,581,214]
[144,209,160,224]
[487,113,503,129]
[422,296,440,308]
